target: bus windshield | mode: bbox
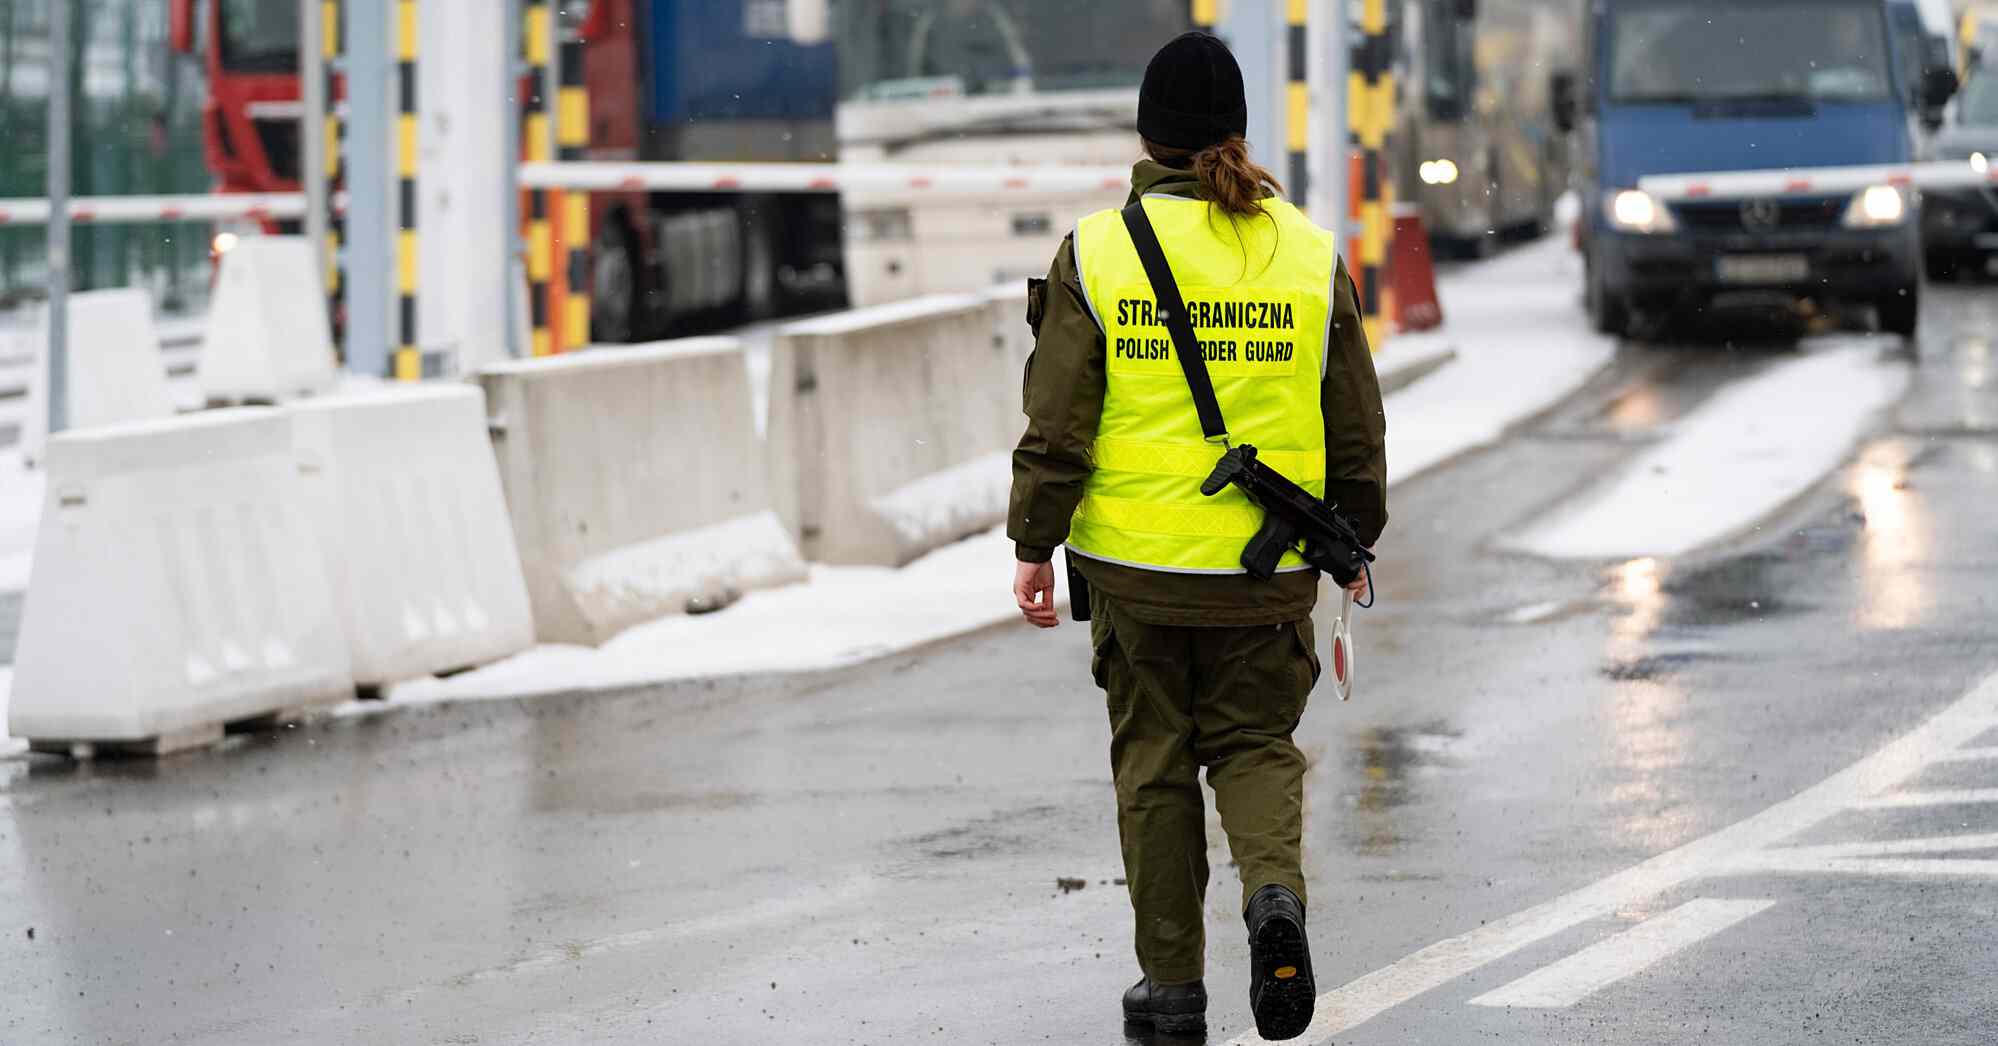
[1608,0,1896,104]
[219,0,300,74]
[838,0,1190,101]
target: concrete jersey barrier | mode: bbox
[768,294,1017,566]
[478,339,807,646]
[290,386,534,687]
[21,288,175,463]
[9,409,353,750]
[200,236,339,404]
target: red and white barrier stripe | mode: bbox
[517,161,1134,196]
[1640,159,1997,201]
[0,192,309,227]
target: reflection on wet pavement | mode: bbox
[1338,720,1464,858]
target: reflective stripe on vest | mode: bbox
[1069,194,1336,574]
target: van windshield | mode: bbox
[1964,69,1998,125]
[1608,0,1895,104]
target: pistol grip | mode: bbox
[1240,514,1297,580]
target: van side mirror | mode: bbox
[1454,0,1478,20]
[1551,71,1578,134]
[1921,64,1960,111]
[168,0,194,54]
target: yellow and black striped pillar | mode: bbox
[1349,0,1391,348]
[522,0,553,357]
[392,0,419,380]
[1191,0,1217,32]
[1286,0,1309,206]
[321,0,344,359]
[555,26,590,352]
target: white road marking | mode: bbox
[1467,898,1776,1009]
[1225,668,1998,1045]
[1744,831,1998,859]
[1934,746,1998,763]
[1726,855,1998,878]
[1849,787,1998,809]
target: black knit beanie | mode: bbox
[1137,32,1249,152]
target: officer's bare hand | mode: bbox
[1013,560,1059,629]
[1343,566,1370,602]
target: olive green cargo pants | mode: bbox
[1088,594,1318,984]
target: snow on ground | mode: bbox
[1508,336,1909,560]
[388,238,1619,705]
[390,528,1028,702]
[1389,236,1618,482]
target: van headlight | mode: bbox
[1605,189,1676,235]
[1842,184,1907,228]
[1419,159,1460,186]
[1971,152,1989,174]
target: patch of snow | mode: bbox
[870,451,1012,549]
[391,527,1032,702]
[564,511,808,620]
[1385,237,1617,482]
[1508,337,1909,560]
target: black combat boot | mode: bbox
[1122,976,1207,1034]
[1245,884,1315,1040]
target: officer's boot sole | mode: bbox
[1124,1011,1207,1036]
[1249,913,1316,1041]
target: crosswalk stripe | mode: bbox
[1467,899,1776,1009]
[1850,787,1998,809]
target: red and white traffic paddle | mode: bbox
[1329,591,1355,702]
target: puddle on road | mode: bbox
[1334,720,1464,857]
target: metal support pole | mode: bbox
[1311,0,1347,227]
[555,24,589,351]
[301,0,328,305]
[393,0,420,380]
[321,0,348,358]
[524,0,553,357]
[1351,0,1390,349]
[344,0,390,377]
[45,0,72,436]
[502,0,524,360]
[1285,0,1310,207]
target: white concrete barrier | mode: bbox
[21,288,175,463]
[199,236,339,404]
[478,339,807,646]
[984,280,1035,446]
[768,294,1017,566]
[9,409,353,752]
[290,386,533,687]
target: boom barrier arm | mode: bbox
[517,161,1133,195]
[1640,159,1996,202]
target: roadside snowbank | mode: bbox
[1509,337,1908,560]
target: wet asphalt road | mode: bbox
[3,274,1997,1045]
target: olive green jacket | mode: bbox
[1006,160,1389,626]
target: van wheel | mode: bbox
[1877,285,1919,337]
[1586,253,1630,337]
[1925,250,1959,282]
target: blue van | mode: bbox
[1555,0,1960,336]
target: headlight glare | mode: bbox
[1842,184,1907,228]
[1419,159,1460,186]
[1606,189,1675,234]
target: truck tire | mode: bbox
[1925,250,1959,283]
[1586,252,1630,337]
[592,215,638,344]
[1877,285,1919,337]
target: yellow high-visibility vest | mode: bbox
[1068,193,1336,574]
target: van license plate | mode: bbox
[1716,254,1809,284]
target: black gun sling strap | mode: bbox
[1119,201,1230,444]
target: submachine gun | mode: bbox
[1202,444,1375,587]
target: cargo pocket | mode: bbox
[1287,617,1320,726]
[1091,610,1126,712]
